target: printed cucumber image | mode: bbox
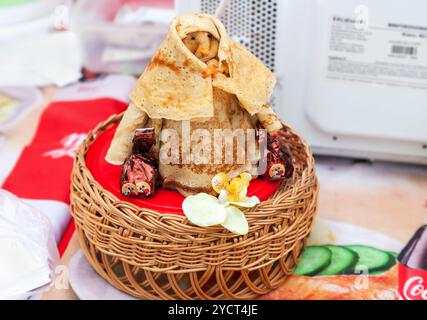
[294,245,397,277]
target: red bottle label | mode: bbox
[399,264,427,300]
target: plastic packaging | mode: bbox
[70,0,174,75]
[0,190,59,300]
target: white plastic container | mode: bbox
[70,0,174,75]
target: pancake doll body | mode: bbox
[106,14,289,197]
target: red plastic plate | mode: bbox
[86,125,281,215]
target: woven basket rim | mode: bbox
[75,113,316,217]
[70,113,319,273]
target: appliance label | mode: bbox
[326,15,427,90]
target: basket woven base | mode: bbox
[71,114,319,300]
[77,227,306,300]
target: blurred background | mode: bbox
[1,0,426,163]
[0,0,426,300]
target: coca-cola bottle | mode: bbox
[398,225,427,300]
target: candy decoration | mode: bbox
[120,128,158,198]
[132,128,156,155]
[120,154,158,198]
[262,130,294,181]
[121,182,138,197]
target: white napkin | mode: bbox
[0,190,59,299]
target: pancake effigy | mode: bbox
[106,14,284,196]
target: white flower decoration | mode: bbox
[182,193,227,227]
[182,174,260,235]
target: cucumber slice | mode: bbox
[375,250,397,272]
[317,246,358,276]
[346,245,393,274]
[294,246,332,276]
[370,252,398,276]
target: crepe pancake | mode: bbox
[129,14,277,121]
[160,88,259,196]
[105,102,148,165]
[106,13,284,196]
[257,103,284,134]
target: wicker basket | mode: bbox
[70,113,319,300]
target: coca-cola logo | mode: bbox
[402,276,427,300]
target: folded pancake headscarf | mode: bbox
[129,13,276,120]
[106,14,280,192]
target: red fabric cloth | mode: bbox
[3,98,126,201]
[2,98,128,255]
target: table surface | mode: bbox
[6,87,425,300]
[42,185,427,300]
[41,161,427,300]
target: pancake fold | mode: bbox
[106,14,283,196]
